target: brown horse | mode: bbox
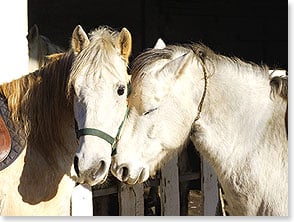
[0,24,132,215]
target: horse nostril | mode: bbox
[99,160,106,171]
[91,160,107,180]
[74,155,80,177]
[120,166,129,182]
[138,168,147,183]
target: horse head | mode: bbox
[27,24,64,72]
[69,25,132,186]
[111,43,202,184]
[110,42,288,215]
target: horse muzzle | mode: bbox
[73,155,109,186]
[111,160,149,185]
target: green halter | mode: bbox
[75,82,131,156]
[76,107,129,156]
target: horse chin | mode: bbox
[80,169,109,186]
[92,173,108,186]
[125,167,150,185]
[70,165,81,183]
[149,169,157,179]
[125,176,141,185]
[76,174,108,187]
[69,164,109,186]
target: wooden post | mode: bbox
[71,184,93,216]
[201,157,219,215]
[118,183,144,215]
[160,155,180,215]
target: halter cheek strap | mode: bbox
[193,57,208,122]
[190,48,209,124]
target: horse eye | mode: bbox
[117,85,125,96]
[143,107,158,116]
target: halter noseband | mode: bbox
[75,107,129,156]
[75,82,131,156]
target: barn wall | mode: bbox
[0,1,28,84]
[28,0,287,69]
[143,0,288,69]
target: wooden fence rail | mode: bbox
[71,143,219,216]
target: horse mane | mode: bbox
[130,46,173,81]
[270,75,288,101]
[130,43,269,82]
[0,51,75,162]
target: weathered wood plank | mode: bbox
[179,172,200,182]
[118,183,144,215]
[160,155,180,215]
[201,157,219,216]
[92,185,117,197]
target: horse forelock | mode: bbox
[0,51,75,163]
[88,26,119,42]
[69,26,127,88]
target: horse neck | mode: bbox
[0,52,75,166]
[190,63,288,215]
[191,61,286,168]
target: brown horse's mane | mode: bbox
[0,51,75,162]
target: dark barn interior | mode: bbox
[28,0,288,215]
[28,0,287,69]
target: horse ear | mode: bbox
[118,27,132,63]
[44,53,64,66]
[27,24,39,41]
[154,38,166,49]
[159,52,192,79]
[71,25,90,54]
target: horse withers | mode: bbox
[0,25,132,215]
[111,42,288,216]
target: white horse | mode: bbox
[111,42,288,216]
[71,25,132,186]
[0,25,131,215]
